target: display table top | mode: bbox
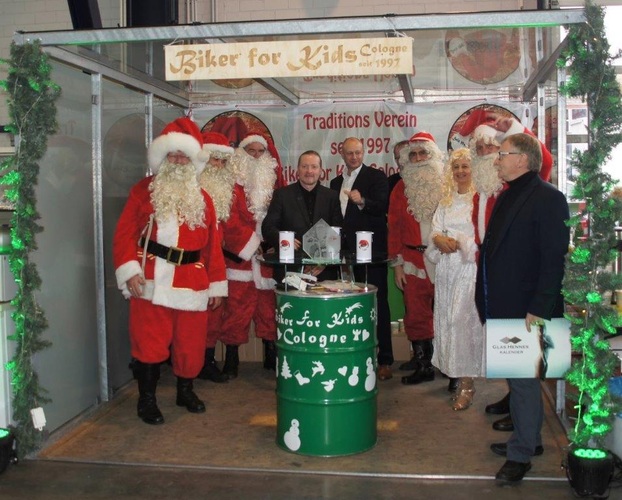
[258,253,390,266]
[275,280,377,298]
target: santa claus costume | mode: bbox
[388,131,444,385]
[218,132,284,377]
[196,131,235,383]
[113,117,227,425]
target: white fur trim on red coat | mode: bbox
[239,135,267,149]
[391,254,405,267]
[227,268,253,282]
[403,261,427,280]
[252,255,276,289]
[115,260,142,299]
[208,279,228,297]
[501,119,525,140]
[237,232,261,261]
[203,143,234,156]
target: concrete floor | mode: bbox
[0,363,613,499]
[0,460,586,499]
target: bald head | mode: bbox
[341,137,364,173]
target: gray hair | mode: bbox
[504,133,541,173]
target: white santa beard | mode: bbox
[232,150,277,222]
[150,160,206,229]
[401,160,443,223]
[472,154,503,196]
[198,165,236,221]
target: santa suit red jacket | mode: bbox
[221,183,275,290]
[113,176,227,310]
[388,180,434,281]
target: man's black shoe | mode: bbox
[495,460,531,484]
[485,392,510,415]
[490,442,544,457]
[492,414,514,432]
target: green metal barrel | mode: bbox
[275,285,378,456]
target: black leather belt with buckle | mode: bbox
[139,237,201,266]
[405,244,428,253]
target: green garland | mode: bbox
[0,41,60,458]
[558,1,622,450]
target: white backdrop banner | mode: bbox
[196,100,532,185]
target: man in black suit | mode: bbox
[475,133,569,484]
[330,137,393,381]
[262,150,343,282]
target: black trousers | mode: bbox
[354,262,393,366]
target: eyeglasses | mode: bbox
[497,151,523,158]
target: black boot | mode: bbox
[222,344,239,379]
[176,377,206,413]
[448,377,460,393]
[197,348,228,383]
[263,340,277,371]
[130,359,164,425]
[398,341,419,371]
[401,339,435,385]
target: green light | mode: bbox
[0,429,8,439]
[586,291,601,304]
[574,448,608,459]
[571,247,591,263]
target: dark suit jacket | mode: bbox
[387,172,401,195]
[262,181,343,255]
[475,173,569,322]
[329,164,389,258]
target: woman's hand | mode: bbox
[433,235,459,254]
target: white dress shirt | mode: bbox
[340,165,362,216]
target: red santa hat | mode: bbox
[408,131,436,143]
[457,108,490,136]
[404,131,443,165]
[148,117,208,173]
[202,131,234,157]
[238,133,268,150]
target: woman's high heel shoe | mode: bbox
[452,378,475,411]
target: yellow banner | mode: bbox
[165,38,413,81]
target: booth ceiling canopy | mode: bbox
[13,9,586,109]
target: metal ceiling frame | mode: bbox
[13,9,586,107]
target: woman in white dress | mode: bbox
[425,148,484,411]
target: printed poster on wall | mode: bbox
[196,100,532,186]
